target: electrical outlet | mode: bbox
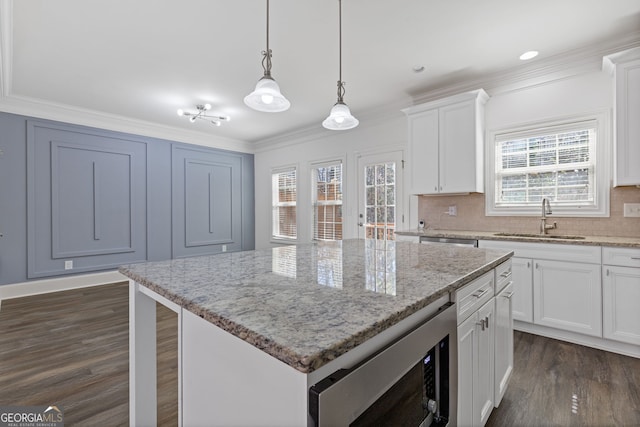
[623,203,640,217]
[222,245,227,252]
[448,205,457,216]
[64,260,73,270]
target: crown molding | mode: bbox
[253,97,411,153]
[0,94,254,153]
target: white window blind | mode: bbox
[272,168,297,240]
[312,161,343,241]
[495,121,597,208]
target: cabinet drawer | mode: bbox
[495,260,512,294]
[603,246,640,268]
[479,240,601,264]
[455,271,494,324]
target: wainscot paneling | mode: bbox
[172,145,243,258]
[27,120,148,278]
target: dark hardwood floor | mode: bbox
[486,331,640,427]
[1,282,639,426]
[0,282,178,426]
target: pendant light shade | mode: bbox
[244,0,290,113]
[323,0,358,130]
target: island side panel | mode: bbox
[129,280,157,427]
[182,310,308,426]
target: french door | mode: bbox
[357,151,404,240]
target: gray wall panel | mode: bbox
[0,112,255,286]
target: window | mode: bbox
[487,114,610,217]
[272,168,297,240]
[312,162,343,241]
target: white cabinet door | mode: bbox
[457,312,477,427]
[603,265,640,345]
[477,299,495,427]
[533,259,602,337]
[511,257,533,323]
[407,109,439,194]
[439,100,480,194]
[494,282,513,407]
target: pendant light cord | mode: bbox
[262,0,273,77]
[336,0,346,102]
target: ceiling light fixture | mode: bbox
[244,0,290,112]
[519,50,539,60]
[177,104,230,126]
[322,0,359,131]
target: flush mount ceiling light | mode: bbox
[322,0,359,131]
[177,104,230,126]
[244,0,290,112]
[519,50,539,60]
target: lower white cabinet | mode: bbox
[510,257,533,323]
[533,259,602,337]
[602,246,640,346]
[603,266,640,345]
[494,281,514,406]
[457,299,495,427]
[456,263,512,427]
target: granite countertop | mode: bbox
[395,229,640,248]
[119,239,512,374]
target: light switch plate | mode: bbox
[623,203,640,217]
[64,260,73,270]
[448,205,457,216]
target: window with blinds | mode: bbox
[312,162,343,241]
[495,121,597,209]
[272,168,297,240]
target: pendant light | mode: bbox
[244,0,290,112]
[322,0,358,130]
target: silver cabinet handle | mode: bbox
[476,319,486,331]
[606,269,609,276]
[631,257,640,260]
[472,288,490,298]
[535,263,539,269]
[503,291,514,299]
[500,270,512,279]
[527,261,531,268]
[485,316,490,329]
[435,186,438,191]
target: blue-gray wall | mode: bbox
[0,112,254,285]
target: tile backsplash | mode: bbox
[417,187,640,238]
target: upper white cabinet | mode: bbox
[603,47,640,186]
[403,89,489,194]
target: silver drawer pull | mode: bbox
[500,270,512,278]
[472,288,490,298]
[631,257,640,260]
[503,291,514,299]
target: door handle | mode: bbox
[358,222,363,227]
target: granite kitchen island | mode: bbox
[120,239,512,426]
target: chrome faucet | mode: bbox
[540,198,557,235]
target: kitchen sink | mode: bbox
[493,232,586,240]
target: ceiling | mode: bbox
[2,0,640,146]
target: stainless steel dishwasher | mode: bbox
[419,236,478,247]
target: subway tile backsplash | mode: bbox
[417,187,640,238]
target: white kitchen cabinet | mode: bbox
[456,269,497,427]
[603,47,640,186]
[533,259,602,337]
[602,246,640,345]
[510,257,533,323]
[494,282,513,406]
[403,89,489,195]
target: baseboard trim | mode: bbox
[515,320,640,359]
[0,270,127,305]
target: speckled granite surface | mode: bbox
[395,229,640,248]
[119,239,512,374]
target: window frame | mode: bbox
[485,112,610,217]
[271,165,298,243]
[310,159,344,241]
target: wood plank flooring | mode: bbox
[0,282,178,426]
[1,282,639,426]
[486,331,640,427]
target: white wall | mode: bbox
[253,113,408,249]
[485,71,612,131]
[254,68,616,249]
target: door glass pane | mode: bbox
[364,162,396,240]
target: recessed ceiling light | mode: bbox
[412,65,425,73]
[519,51,539,61]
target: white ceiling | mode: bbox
[2,0,640,146]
